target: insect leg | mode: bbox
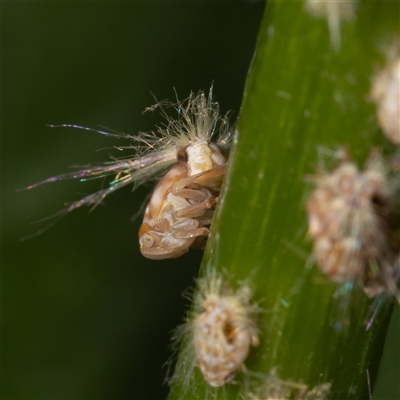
[171,164,227,195]
[173,195,216,219]
[172,227,210,239]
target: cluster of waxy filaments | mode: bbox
[304,0,357,50]
[246,368,331,400]
[172,270,259,389]
[306,151,400,298]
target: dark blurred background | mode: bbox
[3,2,264,399]
[2,2,398,399]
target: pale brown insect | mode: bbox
[191,270,259,388]
[192,285,259,387]
[138,155,226,259]
[137,88,233,259]
[306,151,400,298]
[168,269,259,390]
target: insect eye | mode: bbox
[140,233,156,249]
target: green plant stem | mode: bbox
[168,1,399,399]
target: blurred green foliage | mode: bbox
[2,2,398,399]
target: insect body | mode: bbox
[192,286,259,387]
[139,161,226,259]
[168,269,259,390]
[137,90,232,259]
[306,151,400,298]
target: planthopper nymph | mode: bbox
[138,91,231,259]
[306,150,400,300]
[168,268,260,391]
[24,88,233,259]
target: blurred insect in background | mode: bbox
[245,367,331,400]
[304,0,357,51]
[370,38,400,146]
[306,149,400,303]
[24,88,233,259]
